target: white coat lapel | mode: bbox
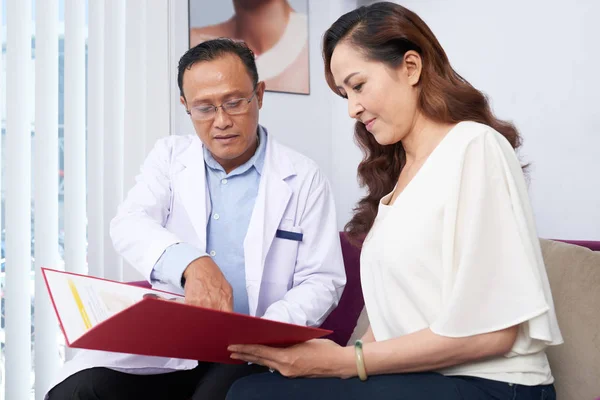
[174,136,209,249]
[244,136,295,315]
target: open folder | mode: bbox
[42,268,331,364]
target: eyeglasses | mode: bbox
[186,88,257,121]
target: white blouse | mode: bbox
[360,121,563,385]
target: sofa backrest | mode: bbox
[540,239,600,400]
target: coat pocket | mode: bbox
[263,224,302,285]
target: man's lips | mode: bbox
[214,134,238,141]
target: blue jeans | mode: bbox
[226,372,557,400]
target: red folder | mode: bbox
[42,268,331,364]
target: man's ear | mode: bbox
[180,95,186,107]
[403,50,422,86]
[255,81,266,109]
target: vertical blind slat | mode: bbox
[64,0,88,363]
[64,0,87,275]
[34,0,61,396]
[0,0,4,270]
[124,1,146,191]
[103,0,126,281]
[122,1,147,282]
[5,0,33,398]
[87,0,105,279]
[145,0,171,151]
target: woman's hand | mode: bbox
[228,339,356,379]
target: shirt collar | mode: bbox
[203,125,267,176]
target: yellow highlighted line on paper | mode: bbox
[67,279,92,330]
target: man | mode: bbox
[46,38,345,400]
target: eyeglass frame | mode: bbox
[185,86,258,121]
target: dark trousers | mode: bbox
[47,362,267,400]
[226,372,557,400]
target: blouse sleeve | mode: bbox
[430,128,563,352]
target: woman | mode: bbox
[225,2,563,399]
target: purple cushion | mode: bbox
[320,232,364,346]
[554,239,600,252]
[128,280,152,289]
[127,232,365,346]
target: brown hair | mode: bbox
[323,1,522,245]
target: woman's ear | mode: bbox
[403,50,422,86]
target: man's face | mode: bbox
[180,53,265,172]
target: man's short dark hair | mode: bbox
[177,38,259,99]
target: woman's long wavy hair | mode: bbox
[323,2,523,246]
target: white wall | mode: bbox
[332,0,600,240]
[168,0,600,240]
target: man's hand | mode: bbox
[182,256,233,312]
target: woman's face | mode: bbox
[330,41,422,145]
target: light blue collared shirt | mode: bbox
[151,127,267,315]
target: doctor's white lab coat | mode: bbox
[46,130,346,395]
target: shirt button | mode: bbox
[213,213,220,220]
[221,179,228,184]
[210,250,216,257]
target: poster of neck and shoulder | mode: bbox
[188,0,310,95]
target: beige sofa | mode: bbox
[348,239,600,399]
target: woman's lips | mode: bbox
[364,118,376,132]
